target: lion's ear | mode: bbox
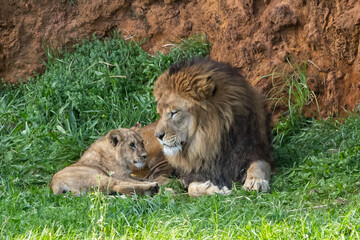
[206,76,217,97]
[192,75,216,100]
[108,130,123,147]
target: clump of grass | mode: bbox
[259,59,321,147]
[88,180,109,239]
[267,60,320,119]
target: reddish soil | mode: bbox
[1,0,359,116]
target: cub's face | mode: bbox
[121,135,147,171]
[155,93,194,156]
[108,129,147,171]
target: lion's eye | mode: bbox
[129,142,136,149]
[170,110,178,118]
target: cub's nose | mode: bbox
[142,153,147,159]
[155,132,165,140]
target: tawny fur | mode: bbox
[132,121,175,186]
[150,58,273,196]
[50,128,159,196]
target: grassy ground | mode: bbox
[1,34,360,239]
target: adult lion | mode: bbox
[147,58,273,197]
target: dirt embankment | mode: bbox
[1,0,359,116]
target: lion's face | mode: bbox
[155,93,195,156]
[108,129,148,171]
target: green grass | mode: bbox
[1,33,360,239]
[265,60,320,118]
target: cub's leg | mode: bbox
[51,166,159,196]
[51,166,120,196]
[188,181,231,197]
[243,160,271,192]
[112,181,159,196]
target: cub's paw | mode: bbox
[219,186,231,195]
[188,181,231,197]
[163,187,175,196]
[243,178,270,192]
[144,182,160,196]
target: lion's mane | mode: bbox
[154,58,273,188]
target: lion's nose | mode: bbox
[155,132,165,140]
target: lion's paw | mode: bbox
[188,181,231,197]
[243,178,270,192]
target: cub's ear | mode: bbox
[130,122,142,132]
[107,130,123,147]
[188,75,216,101]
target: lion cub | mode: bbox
[51,128,159,196]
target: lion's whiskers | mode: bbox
[162,136,182,156]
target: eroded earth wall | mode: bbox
[1,0,359,115]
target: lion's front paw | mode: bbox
[243,178,270,192]
[188,181,231,197]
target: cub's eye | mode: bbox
[129,142,136,149]
[170,110,178,118]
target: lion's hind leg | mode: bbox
[243,160,271,192]
[188,181,231,197]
